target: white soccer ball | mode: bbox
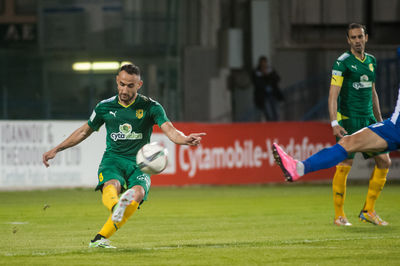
[136,142,168,175]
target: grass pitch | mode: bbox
[1,184,400,265]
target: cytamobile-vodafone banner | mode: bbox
[4,120,399,190]
[151,122,336,185]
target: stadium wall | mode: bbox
[1,121,400,190]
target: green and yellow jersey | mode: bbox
[88,94,169,158]
[331,51,376,118]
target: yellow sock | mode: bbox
[364,166,388,212]
[97,200,140,239]
[98,215,118,239]
[332,165,351,218]
[102,185,119,211]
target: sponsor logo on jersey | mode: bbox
[360,75,369,81]
[353,81,372,90]
[110,123,143,141]
[369,63,374,72]
[109,111,117,117]
[332,70,342,76]
[353,75,371,90]
[136,109,144,119]
[351,65,357,71]
[137,174,150,189]
[120,123,132,134]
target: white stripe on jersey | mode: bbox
[391,87,400,125]
[337,52,350,61]
[100,95,116,104]
[90,110,96,122]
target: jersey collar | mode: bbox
[350,50,366,63]
[117,94,137,108]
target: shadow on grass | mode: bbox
[342,224,397,235]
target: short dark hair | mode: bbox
[346,23,367,37]
[119,64,141,76]
[257,56,268,70]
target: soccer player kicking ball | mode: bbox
[43,64,206,248]
[273,87,400,226]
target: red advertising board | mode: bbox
[151,122,336,186]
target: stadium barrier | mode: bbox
[1,121,399,190]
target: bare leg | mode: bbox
[339,128,388,153]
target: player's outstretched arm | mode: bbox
[160,122,206,146]
[42,123,94,167]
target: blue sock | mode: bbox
[302,144,348,174]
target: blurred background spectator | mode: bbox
[252,55,284,121]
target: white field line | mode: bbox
[2,235,400,256]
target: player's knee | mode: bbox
[376,156,391,169]
[103,179,121,193]
[132,185,145,202]
[338,135,355,152]
[338,159,353,167]
[382,159,391,169]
